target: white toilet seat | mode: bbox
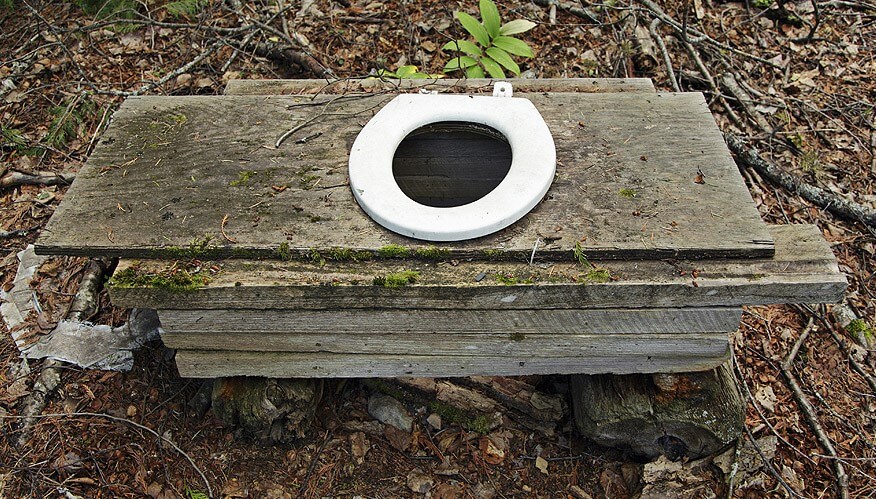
[348,89,556,241]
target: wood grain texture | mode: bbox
[108,225,845,310]
[223,77,657,95]
[161,331,729,357]
[173,348,729,378]
[37,92,774,260]
[158,307,741,335]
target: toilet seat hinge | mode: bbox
[492,81,513,98]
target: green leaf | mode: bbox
[443,56,479,72]
[485,47,520,75]
[491,35,534,58]
[409,72,430,79]
[480,56,505,78]
[455,11,490,47]
[395,65,418,78]
[466,65,486,78]
[441,39,482,56]
[499,19,536,35]
[479,0,501,38]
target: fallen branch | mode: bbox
[649,18,680,92]
[720,73,772,131]
[0,170,75,189]
[780,318,849,499]
[725,133,876,229]
[247,42,331,78]
[0,225,40,239]
[16,257,111,447]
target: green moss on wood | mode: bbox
[494,273,534,285]
[414,246,449,260]
[373,270,419,288]
[230,170,256,186]
[377,244,411,258]
[509,332,525,342]
[619,188,638,198]
[582,268,612,283]
[110,264,208,292]
[276,242,293,261]
[326,247,373,262]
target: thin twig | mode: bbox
[220,214,236,243]
[780,317,849,499]
[649,18,680,92]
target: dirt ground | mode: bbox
[1,0,875,497]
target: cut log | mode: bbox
[210,377,322,442]
[570,361,743,460]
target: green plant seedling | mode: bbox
[373,65,443,80]
[442,0,536,78]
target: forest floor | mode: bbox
[1,0,875,497]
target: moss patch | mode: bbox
[373,270,419,288]
[276,242,293,261]
[110,264,209,291]
[377,244,411,258]
[494,273,534,285]
[619,188,638,198]
[326,247,373,262]
[429,401,493,434]
[582,268,612,283]
[847,319,874,340]
[414,246,449,260]
[229,170,256,186]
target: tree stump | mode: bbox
[211,377,322,442]
[570,361,743,460]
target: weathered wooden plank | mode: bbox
[223,77,657,95]
[158,307,741,335]
[108,224,845,310]
[36,91,774,260]
[161,331,729,357]
[173,348,729,378]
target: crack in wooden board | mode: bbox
[37,92,774,260]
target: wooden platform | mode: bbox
[108,224,845,378]
[36,89,773,260]
[37,78,846,379]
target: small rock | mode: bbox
[368,393,413,431]
[175,73,192,86]
[535,455,549,475]
[427,413,442,430]
[406,468,433,494]
[126,404,138,417]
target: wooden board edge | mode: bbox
[173,348,730,378]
